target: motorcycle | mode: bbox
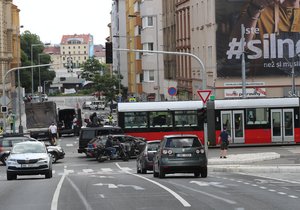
[95,142,130,162]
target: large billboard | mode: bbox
[216,0,300,77]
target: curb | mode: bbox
[208,152,280,165]
[209,165,300,173]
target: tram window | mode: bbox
[246,108,269,125]
[150,111,172,127]
[174,111,198,127]
[124,112,147,128]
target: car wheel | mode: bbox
[7,172,16,180]
[158,166,165,179]
[137,163,141,174]
[141,164,147,174]
[201,166,208,178]
[45,169,53,179]
[194,171,200,178]
[51,152,58,163]
[153,165,159,177]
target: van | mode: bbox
[78,126,123,155]
[57,106,82,137]
[89,100,105,110]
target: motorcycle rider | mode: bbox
[105,135,117,158]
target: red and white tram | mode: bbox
[117,98,300,145]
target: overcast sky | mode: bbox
[13,0,112,45]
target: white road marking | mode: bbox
[116,163,191,208]
[190,181,226,188]
[66,176,92,210]
[94,183,118,188]
[171,181,237,205]
[51,169,68,210]
[118,184,144,190]
[83,169,94,173]
[101,168,113,172]
[66,144,73,147]
[99,194,105,198]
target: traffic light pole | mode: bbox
[115,48,208,153]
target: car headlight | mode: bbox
[6,159,18,166]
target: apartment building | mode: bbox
[0,0,21,108]
[43,45,62,70]
[60,34,94,70]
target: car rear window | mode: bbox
[165,137,201,148]
[147,142,160,151]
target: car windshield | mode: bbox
[12,143,46,154]
[165,137,201,148]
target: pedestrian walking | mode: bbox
[49,122,58,145]
[218,127,230,158]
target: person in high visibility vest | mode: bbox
[108,113,114,125]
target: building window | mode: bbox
[144,70,155,82]
[142,16,153,28]
[143,43,154,51]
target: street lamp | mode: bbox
[16,25,23,133]
[38,53,49,93]
[31,43,50,95]
[2,64,52,133]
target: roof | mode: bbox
[44,46,60,55]
[118,101,204,112]
[60,34,92,45]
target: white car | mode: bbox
[89,100,106,110]
[6,141,52,180]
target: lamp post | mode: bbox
[38,53,49,93]
[2,64,52,133]
[31,43,50,95]
[16,25,24,133]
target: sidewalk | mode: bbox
[208,152,300,173]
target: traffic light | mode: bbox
[199,108,207,123]
[105,42,113,64]
[1,106,7,113]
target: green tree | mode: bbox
[93,73,120,102]
[81,56,103,80]
[19,30,55,94]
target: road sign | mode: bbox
[197,90,212,103]
[168,87,177,96]
[0,96,10,106]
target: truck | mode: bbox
[25,101,57,141]
[25,101,82,140]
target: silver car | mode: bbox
[6,141,52,180]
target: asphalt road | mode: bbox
[0,135,299,210]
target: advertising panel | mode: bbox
[216,0,300,77]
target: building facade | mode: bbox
[0,0,21,109]
[60,34,94,70]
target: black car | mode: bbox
[0,134,37,165]
[137,140,161,174]
[78,126,124,155]
[153,134,207,178]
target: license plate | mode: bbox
[177,153,192,157]
[22,164,38,168]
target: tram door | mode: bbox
[220,110,245,144]
[271,109,294,142]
